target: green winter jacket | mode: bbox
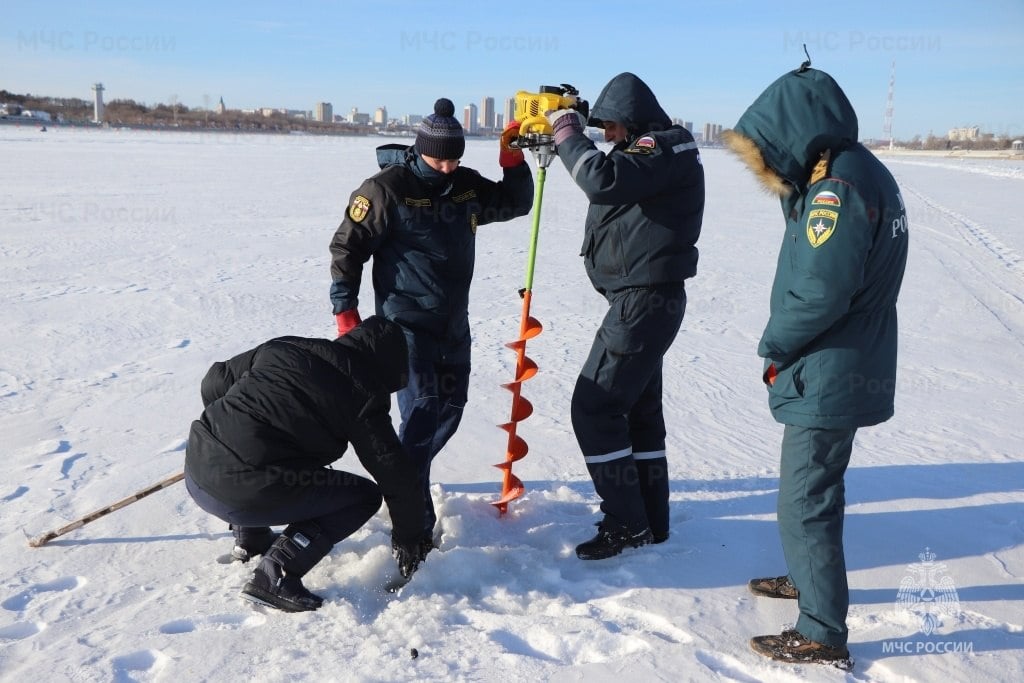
[732,68,909,428]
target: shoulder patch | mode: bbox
[405,197,431,207]
[624,135,657,155]
[811,191,841,207]
[806,208,838,248]
[809,148,832,184]
[349,195,371,223]
[452,189,477,203]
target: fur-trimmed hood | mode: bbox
[723,67,858,194]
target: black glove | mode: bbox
[572,98,589,121]
[392,534,427,579]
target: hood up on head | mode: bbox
[587,72,671,135]
[723,66,858,194]
[334,315,409,393]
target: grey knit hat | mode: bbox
[415,98,465,160]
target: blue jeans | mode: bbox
[397,358,470,535]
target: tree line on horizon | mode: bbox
[0,90,377,135]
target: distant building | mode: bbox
[702,122,722,145]
[503,97,516,126]
[21,110,52,122]
[479,96,495,131]
[1012,140,1023,152]
[463,103,478,133]
[216,96,226,115]
[373,106,388,127]
[403,114,423,126]
[948,126,980,141]
[314,102,333,123]
[350,110,370,125]
[92,82,105,123]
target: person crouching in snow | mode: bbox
[184,316,427,612]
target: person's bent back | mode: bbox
[184,316,426,612]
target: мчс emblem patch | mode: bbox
[806,208,838,248]
[349,195,371,222]
[811,190,841,207]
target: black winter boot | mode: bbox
[750,629,853,670]
[229,525,277,563]
[241,523,333,612]
[575,521,654,560]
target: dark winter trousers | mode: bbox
[184,469,383,547]
[397,358,470,536]
[571,285,686,536]
[777,424,857,648]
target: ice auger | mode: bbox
[492,85,584,515]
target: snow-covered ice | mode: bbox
[1,126,1022,681]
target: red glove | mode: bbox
[335,309,362,337]
[499,120,525,168]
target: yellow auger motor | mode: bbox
[509,83,586,167]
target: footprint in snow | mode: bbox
[111,649,169,681]
[1,576,85,612]
[2,485,29,502]
[0,621,46,642]
[158,612,266,634]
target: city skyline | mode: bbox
[3,0,1023,139]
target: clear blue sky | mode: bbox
[3,0,1022,139]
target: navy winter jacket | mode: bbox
[552,72,705,295]
[330,145,533,363]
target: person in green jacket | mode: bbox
[723,59,908,670]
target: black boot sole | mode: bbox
[241,581,322,612]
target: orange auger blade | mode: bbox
[492,471,525,507]
[493,289,541,514]
[493,144,554,515]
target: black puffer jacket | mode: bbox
[554,72,705,295]
[184,317,423,543]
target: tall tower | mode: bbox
[92,83,105,123]
[503,97,516,127]
[479,96,495,131]
[463,103,478,133]
[883,61,895,150]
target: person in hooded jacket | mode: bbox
[329,98,534,548]
[545,73,705,560]
[184,316,427,612]
[722,62,908,670]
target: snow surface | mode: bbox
[2,126,1022,682]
